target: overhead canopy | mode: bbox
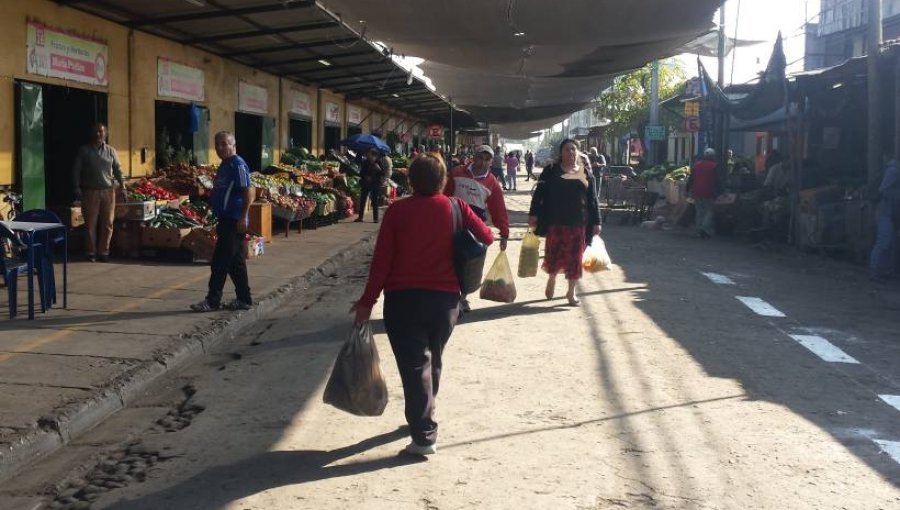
[54,0,477,128]
[318,0,724,137]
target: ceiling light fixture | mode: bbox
[318,59,332,67]
[392,93,400,98]
[513,31,525,37]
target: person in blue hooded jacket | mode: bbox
[870,155,900,281]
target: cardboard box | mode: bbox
[182,228,216,261]
[141,226,191,248]
[112,220,143,257]
[248,201,273,242]
[115,201,156,221]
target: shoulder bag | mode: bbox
[450,197,488,294]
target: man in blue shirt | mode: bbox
[870,154,900,281]
[191,131,254,312]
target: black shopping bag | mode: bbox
[323,321,389,416]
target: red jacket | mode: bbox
[359,194,494,307]
[444,164,510,238]
[689,159,717,199]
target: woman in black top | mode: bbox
[356,148,387,223]
[528,139,601,306]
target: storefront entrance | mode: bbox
[15,80,108,211]
[347,124,362,138]
[155,101,209,168]
[323,123,341,156]
[288,117,312,151]
[235,112,274,172]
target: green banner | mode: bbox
[19,82,46,210]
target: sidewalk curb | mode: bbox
[0,233,376,485]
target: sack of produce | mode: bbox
[582,235,612,273]
[480,252,517,303]
[323,322,389,416]
[517,230,541,278]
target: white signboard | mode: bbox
[26,21,109,86]
[158,58,205,102]
[325,101,341,124]
[348,105,363,125]
[289,88,312,117]
[238,81,268,114]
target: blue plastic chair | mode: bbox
[0,224,44,319]
[16,209,63,307]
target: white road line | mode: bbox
[735,296,786,317]
[789,335,860,364]
[878,395,900,413]
[701,272,735,285]
[873,439,900,466]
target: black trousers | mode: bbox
[383,289,460,446]
[205,218,251,306]
[358,185,381,221]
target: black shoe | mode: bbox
[354,218,364,223]
[98,255,110,262]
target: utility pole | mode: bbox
[649,60,660,165]
[715,3,727,160]
[867,0,883,190]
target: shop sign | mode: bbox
[26,21,109,87]
[347,106,363,125]
[289,88,312,117]
[644,125,666,141]
[428,125,444,138]
[325,101,341,124]
[238,81,268,114]
[158,58,204,102]
[683,116,701,133]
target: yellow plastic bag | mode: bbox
[582,235,612,273]
[480,251,517,303]
[517,230,541,278]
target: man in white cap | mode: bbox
[444,144,510,311]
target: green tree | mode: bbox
[593,60,686,138]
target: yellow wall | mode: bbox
[0,0,129,184]
[281,78,319,153]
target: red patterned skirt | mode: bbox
[542,225,586,280]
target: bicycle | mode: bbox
[1,188,22,221]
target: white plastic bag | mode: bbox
[582,235,612,273]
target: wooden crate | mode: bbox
[115,201,156,221]
[111,220,143,258]
[141,226,191,248]
[248,201,272,242]
[182,228,216,261]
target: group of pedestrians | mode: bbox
[352,138,600,456]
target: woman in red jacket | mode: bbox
[352,153,494,456]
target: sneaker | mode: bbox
[224,299,252,311]
[404,442,437,456]
[86,255,96,262]
[354,218,364,223]
[190,300,220,312]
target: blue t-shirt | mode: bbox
[211,155,252,220]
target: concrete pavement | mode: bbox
[0,219,379,484]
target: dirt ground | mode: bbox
[5,191,900,510]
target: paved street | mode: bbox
[3,191,900,509]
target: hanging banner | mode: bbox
[158,58,205,102]
[238,81,268,114]
[348,105,363,125]
[325,101,341,124]
[289,88,312,117]
[26,21,109,86]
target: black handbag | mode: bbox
[450,197,487,294]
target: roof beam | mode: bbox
[321,72,402,88]
[329,79,410,95]
[184,21,337,45]
[262,50,372,68]
[299,62,392,77]
[129,1,316,27]
[230,37,358,57]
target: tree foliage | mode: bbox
[593,60,686,137]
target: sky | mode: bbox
[677,0,820,85]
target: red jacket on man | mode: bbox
[688,159,717,200]
[443,164,510,238]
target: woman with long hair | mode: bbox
[528,139,601,306]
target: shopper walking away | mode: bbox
[528,139,601,306]
[588,147,607,200]
[505,152,520,191]
[352,154,494,456]
[72,123,126,262]
[356,147,389,223]
[191,131,253,312]
[686,148,718,238]
[870,154,899,281]
[491,146,507,190]
[525,150,535,181]
[444,145,510,312]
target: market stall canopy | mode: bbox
[318,0,724,136]
[53,0,477,128]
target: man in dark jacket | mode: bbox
[870,155,900,280]
[687,148,718,238]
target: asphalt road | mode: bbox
[6,190,900,510]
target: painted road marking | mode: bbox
[701,272,735,285]
[878,395,900,413]
[735,297,786,317]
[789,335,860,364]
[873,440,900,466]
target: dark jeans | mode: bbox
[206,218,251,306]
[491,167,506,188]
[383,289,460,446]
[525,166,535,180]
[358,185,381,221]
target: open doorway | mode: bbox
[155,101,209,168]
[347,124,362,138]
[323,123,341,156]
[288,116,312,150]
[235,112,274,172]
[15,80,108,211]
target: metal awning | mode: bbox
[53,0,476,129]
